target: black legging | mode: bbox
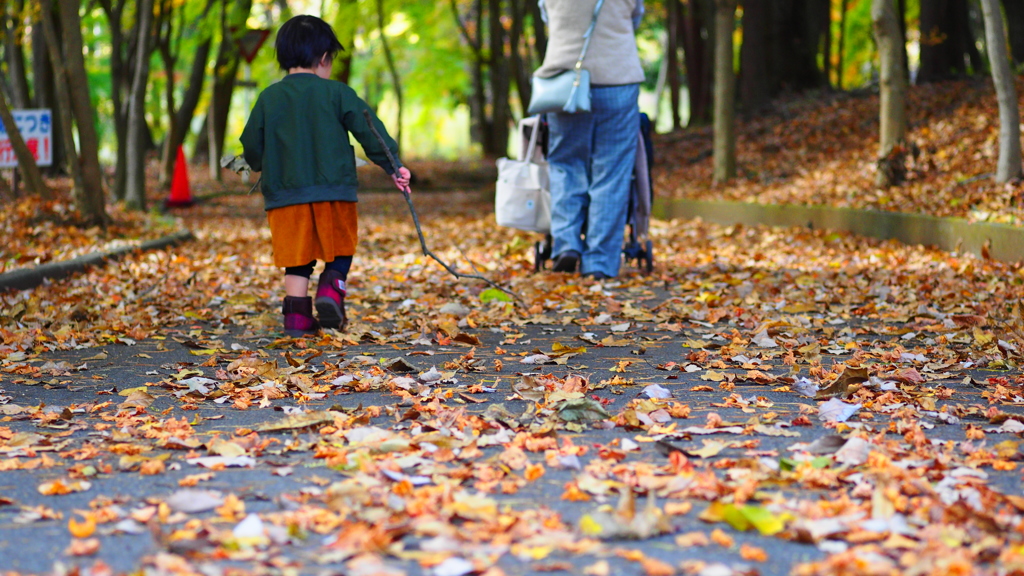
[284,256,352,279]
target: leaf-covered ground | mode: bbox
[3,78,1024,576]
[656,76,1024,224]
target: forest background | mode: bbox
[0,0,1022,229]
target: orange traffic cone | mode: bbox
[166,145,194,207]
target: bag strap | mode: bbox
[575,0,605,72]
[562,0,604,112]
[522,118,542,165]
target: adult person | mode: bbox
[535,0,644,279]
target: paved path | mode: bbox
[3,191,1024,576]
[2,278,1021,576]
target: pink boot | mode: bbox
[315,270,348,331]
[282,296,320,337]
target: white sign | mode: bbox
[0,109,53,168]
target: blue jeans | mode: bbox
[547,84,639,277]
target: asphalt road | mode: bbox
[1,284,1021,576]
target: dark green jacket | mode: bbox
[240,73,401,210]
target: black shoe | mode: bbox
[552,250,580,273]
[583,271,610,280]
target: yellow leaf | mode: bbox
[579,514,604,536]
[118,386,148,396]
[701,370,725,382]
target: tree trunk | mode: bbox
[1004,0,1024,65]
[53,0,107,223]
[156,0,178,188]
[486,0,510,157]
[333,0,358,84]
[681,0,714,125]
[980,0,1023,182]
[822,0,833,88]
[739,0,772,115]
[31,18,66,176]
[156,0,213,188]
[667,0,683,130]
[528,0,546,61]
[872,0,908,187]
[837,0,848,89]
[919,0,981,81]
[897,0,909,81]
[450,0,483,144]
[164,34,211,175]
[772,0,827,91]
[508,0,532,114]
[125,0,155,211]
[204,0,251,180]
[3,0,31,108]
[713,0,738,183]
[376,0,403,154]
[98,0,129,201]
[0,89,52,198]
[38,0,84,196]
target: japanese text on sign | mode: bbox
[0,109,54,168]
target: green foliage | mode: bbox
[840,0,879,87]
[8,0,939,161]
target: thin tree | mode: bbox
[450,0,487,149]
[837,0,849,89]
[486,0,509,156]
[195,0,251,180]
[57,0,107,223]
[508,0,533,113]
[156,0,215,187]
[0,88,52,198]
[980,0,1023,182]
[872,0,908,187]
[712,0,737,183]
[125,0,155,210]
[3,0,31,108]
[46,0,107,224]
[97,0,130,201]
[1004,0,1024,65]
[680,0,713,125]
[376,0,403,154]
[667,0,683,130]
[37,0,84,196]
[30,14,66,175]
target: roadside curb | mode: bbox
[0,229,195,292]
[654,198,1024,264]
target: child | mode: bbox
[241,15,411,337]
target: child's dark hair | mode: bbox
[275,15,344,70]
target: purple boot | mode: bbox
[314,270,348,331]
[282,296,320,337]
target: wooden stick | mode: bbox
[361,109,525,307]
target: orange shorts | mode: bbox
[266,201,358,267]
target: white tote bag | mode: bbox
[495,118,550,233]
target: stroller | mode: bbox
[519,114,655,274]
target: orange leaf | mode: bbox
[740,543,768,562]
[66,538,101,556]
[640,556,676,576]
[561,481,591,502]
[68,515,96,538]
[524,463,545,482]
[710,528,734,548]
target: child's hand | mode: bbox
[392,167,412,194]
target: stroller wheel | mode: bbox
[643,240,654,274]
[534,234,553,272]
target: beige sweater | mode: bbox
[534,0,644,86]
